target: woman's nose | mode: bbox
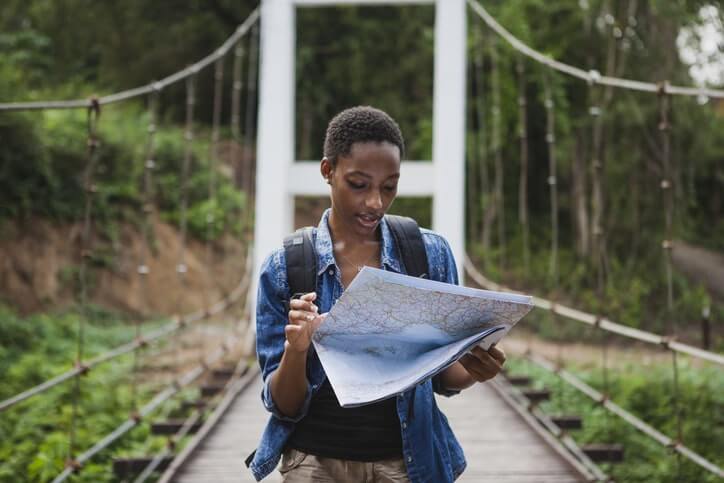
[366,191,383,209]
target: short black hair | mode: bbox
[323,106,405,166]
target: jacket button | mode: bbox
[407,456,413,463]
[402,422,407,429]
[328,269,334,275]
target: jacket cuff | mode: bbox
[432,373,461,397]
[262,373,313,422]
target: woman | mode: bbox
[248,106,506,482]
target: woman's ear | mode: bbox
[320,157,333,184]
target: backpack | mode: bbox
[283,214,429,305]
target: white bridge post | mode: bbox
[254,0,467,326]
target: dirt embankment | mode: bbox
[0,217,247,317]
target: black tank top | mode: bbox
[287,379,403,461]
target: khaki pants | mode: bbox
[279,448,411,483]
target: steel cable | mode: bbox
[0,10,260,112]
[466,0,724,99]
[525,352,724,478]
[66,99,101,467]
[464,256,724,366]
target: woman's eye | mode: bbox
[348,181,366,189]
[384,185,397,192]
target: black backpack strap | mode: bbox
[283,226,317,312]
[385,214,428,278]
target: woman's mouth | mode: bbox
[356,213,380,229]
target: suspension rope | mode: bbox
[541,68,568,413]
[209,58,225,237]
[243,22,259,234]
[228,37,245,249]
[231,40,244,143]
[206,58,225,292]
[176,73,196,311]
[658,83,685,473]
[130,88,160,417]
[66,98,101,470]
[543,72,559,287]
[466,35,479,245]
[0,10,260,112]
[474,25,494,267]
[490,36,506,271]
[466,0,724,99]
[587,71,615,451]
[589,82,606,290]
[517,57,530,275]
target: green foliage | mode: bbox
[388,197,432,229]
[0,1,722,480]
[295,5,435,161]
[507,358,724,482]
[0,305,196,482]
[0,105,245,240]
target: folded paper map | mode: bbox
[312,266,534,407]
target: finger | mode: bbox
[488,346,506,364]
[471,346,506,366]
[311,314,325,331]
[285,324,303,338]
[470,346,492,360]
[459,355,497,382]
[288,310,317,324]
[289,299,318,312]
[464,352,502,372]
[463,351,503,374]
[300,292,317,302]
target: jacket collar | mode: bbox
[315,209,402,276]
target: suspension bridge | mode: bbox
[1,1,722,482]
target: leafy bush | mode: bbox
[0,305,198,482]
[506,358,724,482]
[0,106,246,240]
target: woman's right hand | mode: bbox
[285,292,323,353]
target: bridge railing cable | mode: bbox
[467,0,724,99]
[464,257,724,366]
[48,257,251,483]
[0,252,254,413]
[50,250,253,482]
[0,29,256,417]
[0,8,260,112]
[464,256,723,477]
[527,352,724,478]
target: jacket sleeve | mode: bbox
[256,249,313,422]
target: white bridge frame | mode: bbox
[254,0,467,284]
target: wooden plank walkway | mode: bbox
[173,376,583,482]
[437,383,583,482]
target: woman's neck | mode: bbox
[328,210,380,251]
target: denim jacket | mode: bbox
[249,209,467,482]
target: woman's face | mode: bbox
[321,141,401,238]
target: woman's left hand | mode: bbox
[459,345,506,383]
